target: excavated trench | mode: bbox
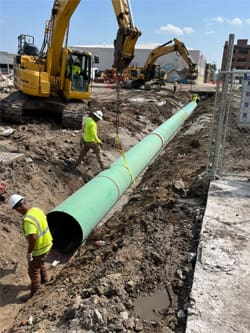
[0,90,213,332]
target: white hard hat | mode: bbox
[93,110,103,120]
[9,194,24,209]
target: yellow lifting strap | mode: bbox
[115,77,136,185]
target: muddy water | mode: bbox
[134,289,170,321]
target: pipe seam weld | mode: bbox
[149,132,165,147]
[96,174,121,198]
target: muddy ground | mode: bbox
[0,84,244,333]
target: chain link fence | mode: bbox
[207,70,250,180]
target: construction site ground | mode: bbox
[0,83,249,333]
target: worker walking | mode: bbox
[9,194,53,300]
[74,110,106,171]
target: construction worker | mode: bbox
[72,58,81,75]
[72,58,82,90]
[74,110,106,171]
[9,194,53,300]
[191,94,200,103]
[173,80,178,93]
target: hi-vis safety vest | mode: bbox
[83,117,102,144]
[72,64,81,75]
[23,207,53,256]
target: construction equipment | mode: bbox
[104,68,119,84]
[0,0,141,128]
[124,38,198,89]
[94,68,126,84]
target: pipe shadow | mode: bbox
[0,263,18,278]
[0,283,30,305]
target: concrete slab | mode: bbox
[186,179,250,333]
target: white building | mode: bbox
[73,45,206,83]
[0,45,207,83]
[0,51,14,74]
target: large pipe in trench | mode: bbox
[47,101,197,254]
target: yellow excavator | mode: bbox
[124,38,198,89]
[0,0,141,128]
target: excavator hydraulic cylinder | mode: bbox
[47,101,197,254]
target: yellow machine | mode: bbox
[124,38,198,89]
[0,0,141,128]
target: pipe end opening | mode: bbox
[47,211,83,255]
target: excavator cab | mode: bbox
[63,50,92,100]
[17,34,39,56]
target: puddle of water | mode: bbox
[134,289,170,321]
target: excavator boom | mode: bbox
[143,38,198,80]
[112,0,141,72]
[124,38,198,89]
[45,0,81,77]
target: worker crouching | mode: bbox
[9,194,53,300]
[74,110,107,171]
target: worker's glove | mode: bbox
[27,253,33,262]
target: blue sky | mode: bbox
[0,0,249,69]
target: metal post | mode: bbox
[210,34,235,178]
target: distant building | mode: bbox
[73,45,206,83]
[0,51,14,74]
[221,39,250,71]
[0,45,207,83]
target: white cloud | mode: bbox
[205,30,216,35]
[245,18,250,24]
[229,17,242,25]
[156,24,194,36]
[212,16,224,23]
[183,27,194,34]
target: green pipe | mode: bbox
[47,101,197,254]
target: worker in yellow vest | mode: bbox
[72,58,81,75]
[173,80,178,93]
[191,94,200,103]
[9,194,53,300]
[74,110,108,171]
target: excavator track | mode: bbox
[62,102,87,129]
[0,91,28,124]
[0,90,86,129]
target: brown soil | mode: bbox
[0,85,246,333]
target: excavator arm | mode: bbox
[143,40,175,74]
[143,38,198,80]
[172,38,198,79]
[112,0,141,72]
[44,0,81,77]
[42,0,141,76]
